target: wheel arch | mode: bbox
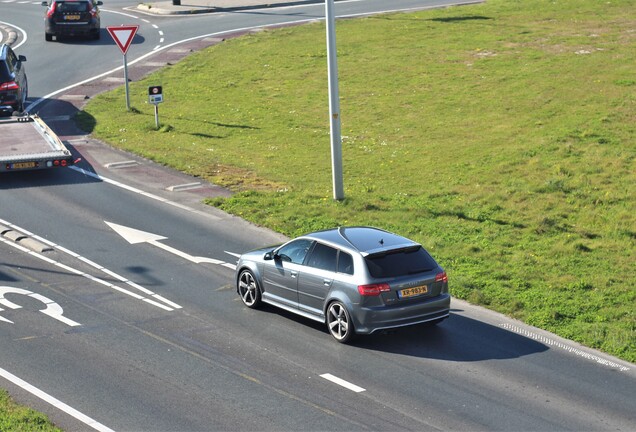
[235,261,262,294]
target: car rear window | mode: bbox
[57,1,89,12]
[364,246,438,278]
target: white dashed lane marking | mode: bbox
[320,373,366,393]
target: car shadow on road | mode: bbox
[258,304,548,362]
[353,311,549,362]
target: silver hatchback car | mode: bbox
[235,226,450,343]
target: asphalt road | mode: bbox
[1,1,635,431]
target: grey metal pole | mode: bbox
[124,52,130,111]
[325,0,344,200]
[154,104,159,129]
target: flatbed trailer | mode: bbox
[0,114,74,172]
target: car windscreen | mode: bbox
[364,246,438,278]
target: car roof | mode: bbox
[305,226,419,256]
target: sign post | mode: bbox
[148,86,163,129]
[107,25,139,111]
[325,0,344,200]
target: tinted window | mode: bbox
[6,50,17,72]
[337,251,354,275]
[0,61,10,82]
[57,1,89,12]
[306,243,338,272]
[364,246,437,278]
[276,239,313,265]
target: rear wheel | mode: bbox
[237,269,261,308]
[327,301,355,343]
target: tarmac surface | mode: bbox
[1,0,341,208]
[137,0,332,15]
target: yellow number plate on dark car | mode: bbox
[12,162,37,169]
[65,15,81,20]
[399,285,428,298]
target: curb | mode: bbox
[136,0,327,15]
[0,25,18,45]
[137,3,217,15]
[0,224,53,253]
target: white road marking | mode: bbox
[105,221,235,270]
[320,373,366,393]
[69,166,207,215]
[0,366,115,432]
[0,218,182,311]
[0,287,81,326]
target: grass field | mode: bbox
[0,390,61,431]
[76,0,635,362]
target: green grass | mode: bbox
[76,0,635,362]
[0,390,61,431]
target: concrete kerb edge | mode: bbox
[136,0,328,15]
[137,3,218,14]
[0,25,18,45]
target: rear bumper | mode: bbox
[45,20,99,35]
[0,104,19,113]
[352,294,451,334]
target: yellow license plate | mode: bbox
[399,285,428,298]
[65,14,81,20]
[12,162,37,169]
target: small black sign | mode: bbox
[148,86,162,95]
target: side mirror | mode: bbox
[264,251,274,261]
[18,55,26,62]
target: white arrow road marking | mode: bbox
[106,221,237,270]
[320,373,366,393]
[0,287,81,327]
[0,218,182,311]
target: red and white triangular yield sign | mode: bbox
[107,25,139,55]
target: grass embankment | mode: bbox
[76,0,635,362]
[0,390,61,431]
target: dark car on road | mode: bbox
[236,226,450,343]
[0,44,28,115]
[42,0,103,41]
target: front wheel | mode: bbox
[327,301,355,343]
[237,269,261,309]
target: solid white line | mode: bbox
[69,166,203,215]
[0,367,115,432]
[320,373,366,393]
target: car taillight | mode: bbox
[435,272,448,283]
[358,283,390,296]
[0,81,19,91]
[46,2,56,18]
[87,3,97,16]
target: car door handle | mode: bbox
[290,271,298,278]
[323,279,332,286]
